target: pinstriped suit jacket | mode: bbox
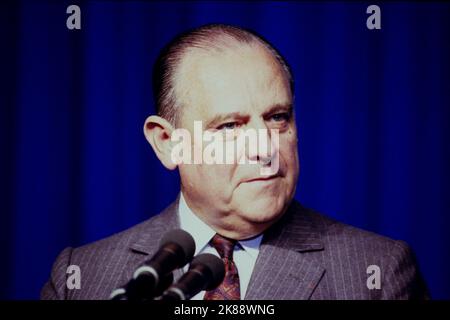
[41,198,428,300]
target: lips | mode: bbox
[243,174,280,184]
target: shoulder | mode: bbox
[294,201,407,254]
[72,200,178,259]
[298,203,416,267]
[73,217,157,256]
[41,200,179,300]
[288,202,428,299]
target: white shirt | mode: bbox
[178,192,262,299]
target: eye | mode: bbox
[217,122,239,130]
[270,112,291,122]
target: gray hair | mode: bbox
[152,24,294,126]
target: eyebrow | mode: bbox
[262,103,293,118]
[204,103,293,129]
[204,112,249,129]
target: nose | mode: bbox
[245,119,279,168]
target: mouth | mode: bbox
[243,174,280,184]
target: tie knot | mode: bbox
[210,234,237,259]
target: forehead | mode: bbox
[174,43,292,124]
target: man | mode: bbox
[41,24,428,300]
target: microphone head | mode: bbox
[190,253,225,290]
[159,229,196,264]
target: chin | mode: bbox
[237,196,287,224]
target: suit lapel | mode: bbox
[129,196,180,255]
[122,197,326,300]
[117,196,182,287]
[245,201,326,300]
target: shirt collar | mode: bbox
[178,192,263,257]
[238,234,262,259]
[178,192,216,256]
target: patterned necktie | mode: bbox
[203,233,241,300]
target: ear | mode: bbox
[143,115,177,170]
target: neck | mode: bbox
[180,189,277,240]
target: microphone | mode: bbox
[160,253,225,300]
[115,272,174,301]
[110,229,195,301]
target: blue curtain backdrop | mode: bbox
[1,1,449,299]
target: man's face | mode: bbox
[174,44,299,239]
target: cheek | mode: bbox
[279,132,299,175]
[280,130,298,157]
[196,164,237,193]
